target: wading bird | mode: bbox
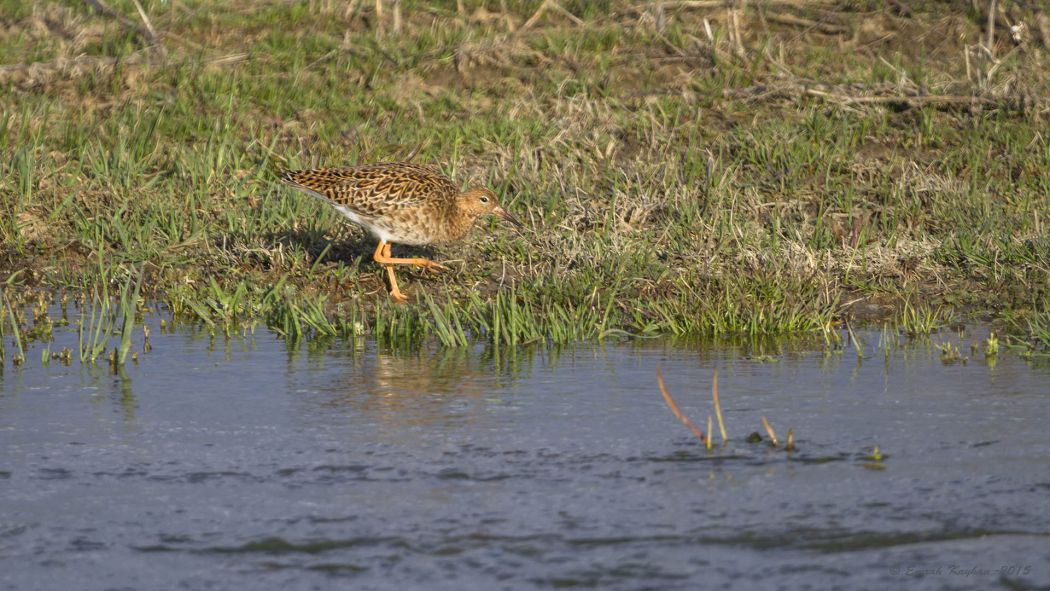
[280,162,521,303]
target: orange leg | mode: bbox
[385,265,408,303]
[373,241,409,303]
[374,241,448,273]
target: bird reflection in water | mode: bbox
[319,348,505,433]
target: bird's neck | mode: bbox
[437,202,476,242]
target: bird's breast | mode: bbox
[368,206,445,245]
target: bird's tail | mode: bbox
[276,168,339,208]
[278,169,298,185]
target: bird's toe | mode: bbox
[420,260,448,273]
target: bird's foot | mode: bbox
[389,288,410,304]
[418,260,448,274]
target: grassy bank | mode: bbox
[1,0,1049,348]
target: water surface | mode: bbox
[2,322,1049,590]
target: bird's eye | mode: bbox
[480,196,490,204]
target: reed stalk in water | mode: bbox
[656,367,706,444]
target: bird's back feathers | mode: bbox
[279,162,459,219]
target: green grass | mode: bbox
[896,302,952,337]
[0,0,1049,349]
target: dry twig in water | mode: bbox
[761,416,780,447]
[656,367,706,444]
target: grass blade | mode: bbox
[712,369,728,444]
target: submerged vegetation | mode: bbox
[657,368,828,460]
[1,0,1049,348]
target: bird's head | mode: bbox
[457,187,522,229]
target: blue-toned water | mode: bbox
[1,320,1048,590]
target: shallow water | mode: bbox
[1,320,1049,590]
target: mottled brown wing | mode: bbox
[279,162,459,217]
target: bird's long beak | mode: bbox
[494,206,523,229]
